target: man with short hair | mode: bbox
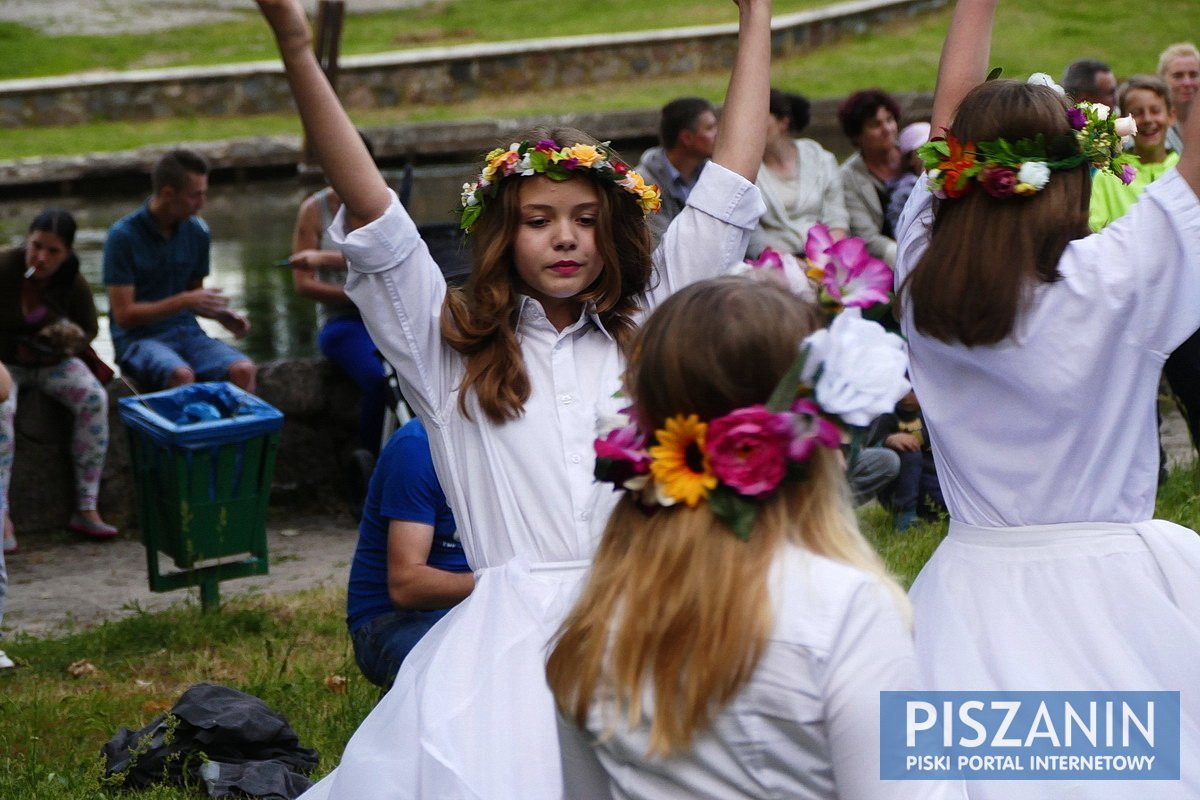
[103,148,256,391]
[635,96,719,242]
[1061,58,1118,109]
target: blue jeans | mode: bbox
[319,317,387,454]
[119,326,248,390]
[350,607,451,689]
[878,449,945,516]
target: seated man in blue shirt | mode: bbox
[103,149,256,392]
[635,96,718,244]
[346,417,473,689]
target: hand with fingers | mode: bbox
[187,287,230,317]
[217,309,252,339]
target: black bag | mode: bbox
[101,683,319,799]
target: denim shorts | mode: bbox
[120,326,249,390]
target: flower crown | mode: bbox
[918,74,1138,200]
[594,309,910,539]
[458,139,662,232]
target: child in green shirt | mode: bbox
[1090,75,1180,230]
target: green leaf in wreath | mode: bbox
[709,485,758,541]
[766,347,811,412]
[459,204,481,231]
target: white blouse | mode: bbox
[895,171,1200,526]
[750,138,849,257]
[334,162,765,568]
[559,547,965,800]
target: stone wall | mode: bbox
[0,0,947,129]
[8,359,363,536]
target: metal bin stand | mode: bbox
[118,382,284,611]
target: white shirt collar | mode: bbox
[515,295,615,342]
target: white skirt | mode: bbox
[909,519,1200,800]
[301,557,590,800]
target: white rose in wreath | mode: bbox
[801,309,910,427]
[1027,72,1066,96]
[1017,162,1051,190]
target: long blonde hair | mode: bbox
[545,277,905,756]
[441,127,654,423]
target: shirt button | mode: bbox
[570,454,582,464]
[561,394,572,405]
[579,511,590,521]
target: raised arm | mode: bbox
[929,0,999,135]
[1180,97,1200,197]
[257,0,390,228]
[710,0,773,180]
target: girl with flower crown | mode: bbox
[546,276,962,799]
[898,1,1200,798]
[256,0,772,797]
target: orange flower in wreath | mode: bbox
[936,133,978,199]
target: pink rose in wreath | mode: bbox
[706,406,793,497]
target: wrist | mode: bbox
[278,34,315,62]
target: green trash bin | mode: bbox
[118,382,284,611]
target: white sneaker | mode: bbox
[0,651,13,669]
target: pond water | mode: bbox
[0,164,471,367]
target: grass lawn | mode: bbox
[2,460,1196,798]
[0,0,835,80]
[2,0,1197,159]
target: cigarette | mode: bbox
[24,267,35,278]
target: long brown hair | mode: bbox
[441,127,655,423]
[546,277,904,755]
[902,80,1091,346]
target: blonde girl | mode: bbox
[257,0,773,797]
[547,277,962,800]
[898,1,1200,798]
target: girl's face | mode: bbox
[856,105,899,155]
[25,229,71,280]
[1124,87,1174,158]
[512,176,605,330]
[1163,54,1200,108]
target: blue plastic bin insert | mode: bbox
[118,382,283,448]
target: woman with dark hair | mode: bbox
[898,0,1200,796]
[749,88,849,257]
[838,88,903,265]
[0,209,117,552]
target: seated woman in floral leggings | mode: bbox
[1,209,117,554]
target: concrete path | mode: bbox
[3,511,358,638]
